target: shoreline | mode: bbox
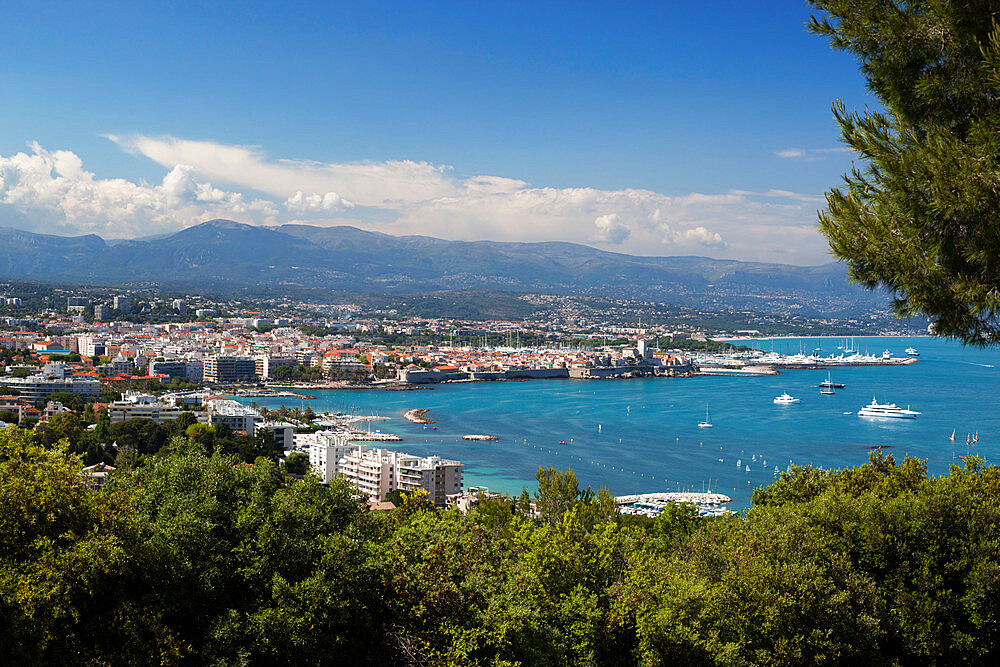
[714,334,931,342]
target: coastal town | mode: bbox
[0,286,920,515]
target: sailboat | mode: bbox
[698,403,713,428]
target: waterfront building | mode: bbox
[108,392,185,424]
[338,447,462,506]
[303,431,358,482]
[206,398,259,433]
[322,354,370,380]
[203,355,256,383]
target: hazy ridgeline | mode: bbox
[3,426,999,666]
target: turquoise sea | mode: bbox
[238,336,1000,509]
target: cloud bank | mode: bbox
[0,136,834,263]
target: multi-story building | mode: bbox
[113,295,131,314]
[108,392,185,423]
[255,355,297,380]
[148,360,188,380]
[77,335,106,358]
[93,304,109,321]
[203,356,256,383]
[108,355,134,376]
[0,374,101,403]
[396,453,464,506]
[337,447,462,506]
[206,398,258,433]
[322,355,370,380]
[302,431,358,482]
[256,420,295,452]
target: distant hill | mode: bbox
[0,220,882,316]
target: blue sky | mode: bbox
[0,1,874,264]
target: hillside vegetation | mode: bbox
[3,425,998,665]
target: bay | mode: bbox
[238,336,1000,509]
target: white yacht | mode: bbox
[857,396,920,419]
[905,347,920,357]
[773,392,800,405]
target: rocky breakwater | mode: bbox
[403,408,435,424]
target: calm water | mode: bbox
[239,336,1000,508]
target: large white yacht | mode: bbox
[857,396,921,419]
[773,392,800,405]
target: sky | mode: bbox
[0,1,876,265]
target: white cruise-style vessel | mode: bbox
[773,392,800,405]
[905,347,920,357]
[857,396,920,419]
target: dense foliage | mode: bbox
[3,424,999,665]
[810,0,1000,344]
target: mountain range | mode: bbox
[0,220,882,316]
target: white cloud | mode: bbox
[594,213,630,244]
[775,146,853,160]
[109,134,455,207]
[775,148,806,159]
[0,136,836,264]
[672,226,725,247]
[284,191,354,213]
[0,142,277,236]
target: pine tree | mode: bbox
[810,0,1000,344]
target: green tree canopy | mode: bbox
[810,0,1000,344]
[284,451,310,475]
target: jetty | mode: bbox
[403,408,435,424]
[348,432,402,441]
[462,434,499,441]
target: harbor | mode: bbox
[617,492,734,518]
[236,336,996,510]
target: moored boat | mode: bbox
[857,396,920,419]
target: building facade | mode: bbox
[203,356,256,384]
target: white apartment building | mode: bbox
[302,430,359,482]
[337,447,462,506]
[206,398,259,433]
[108,392,185,424]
